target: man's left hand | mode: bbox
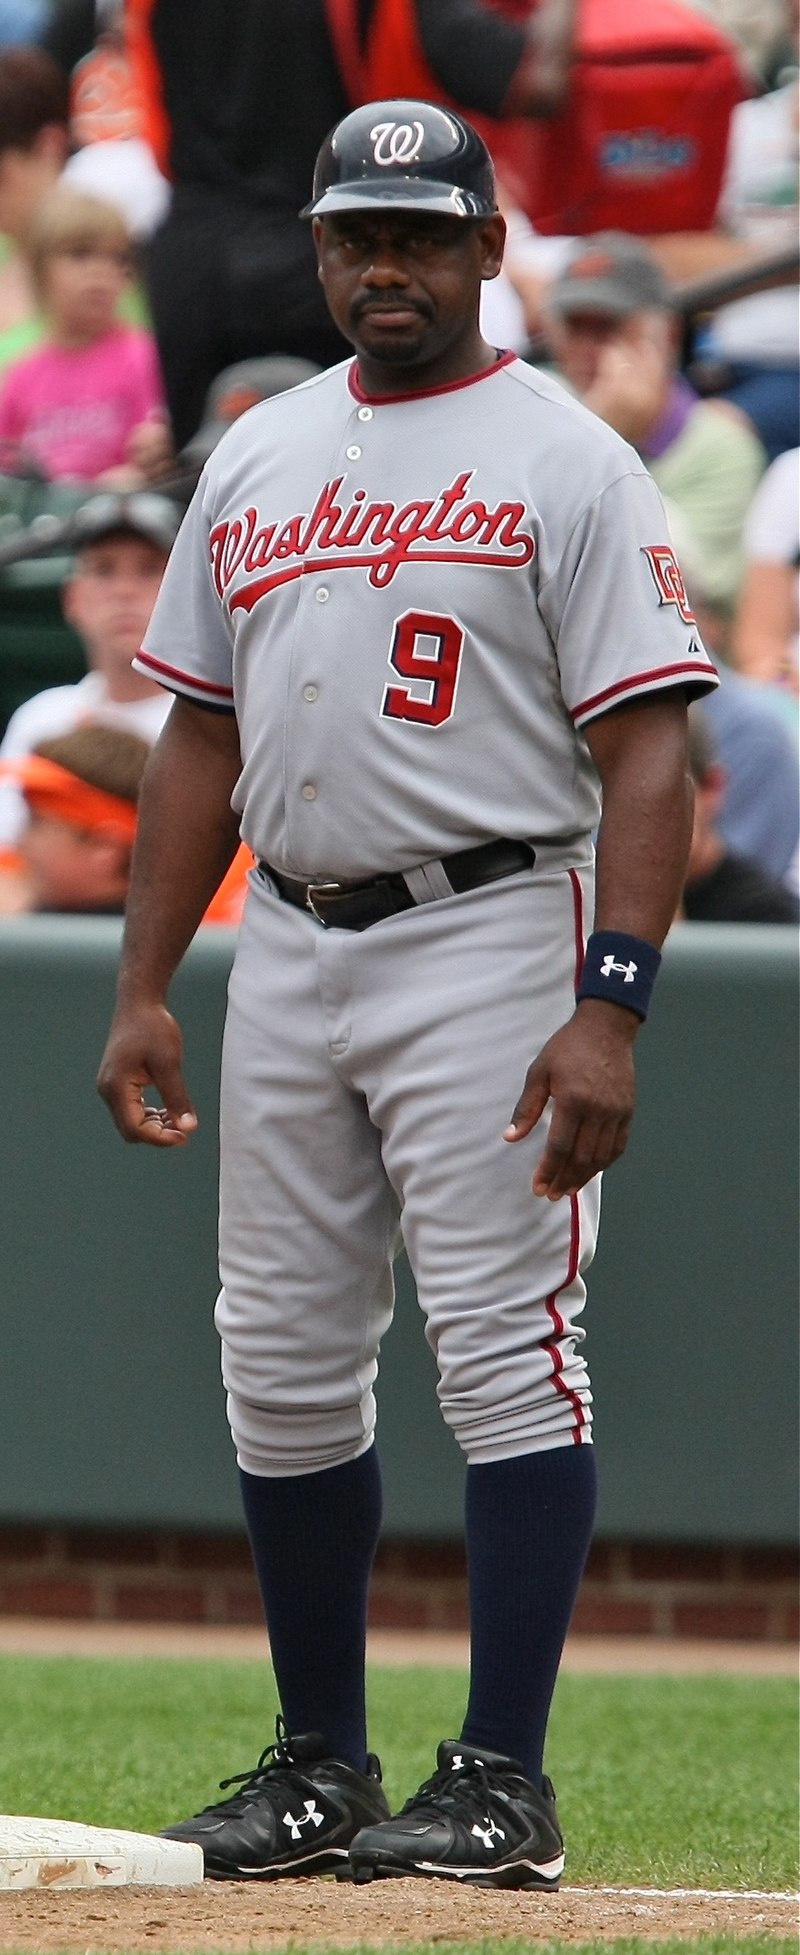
[504,999,637,1199]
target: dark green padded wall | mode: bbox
[0,919,796,1542]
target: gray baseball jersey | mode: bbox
[137,353,717,882]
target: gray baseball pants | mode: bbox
[215,859,600,1475]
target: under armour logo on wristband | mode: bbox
[578,932,660,1020]
[600,955,638,982]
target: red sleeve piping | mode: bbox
[134,649,235,704]
[571,660,718,726]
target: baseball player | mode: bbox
[97,101,717,1890]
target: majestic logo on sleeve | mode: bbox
[209,472,535,614]
[642,544,695,624]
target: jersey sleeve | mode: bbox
[134,473,235,709]
[537,467,719,728]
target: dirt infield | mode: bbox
[1,1877,797,1950]
[0,1619,795,1673]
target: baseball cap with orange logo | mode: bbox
[547,233,672,319]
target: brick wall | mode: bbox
[0,1527,796,1641]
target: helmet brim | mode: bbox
[301,178,497,219]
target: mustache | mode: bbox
[351,292,433,322]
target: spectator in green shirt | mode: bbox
[541,231,766,608]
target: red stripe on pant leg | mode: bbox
[543,1193,587,1444]
[542,876,589,1442]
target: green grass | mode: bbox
[139,1946,798,1955]
[0,1943,796,1955]
[173,1939,798,1955]
[0,1657,796,1895]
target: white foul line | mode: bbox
[563,1885,798,1902]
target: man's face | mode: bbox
[312,209,505,378]
[62,534,169,673]
[20,811,128,912]
[544,308,634,392]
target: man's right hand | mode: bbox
[93,700,241,1145]
[582,324,669,445]
[97,1002,198,1146]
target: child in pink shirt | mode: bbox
[0,186,171,484]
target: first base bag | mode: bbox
[326,0,747,234]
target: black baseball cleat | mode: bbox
[161,1718,390,1879]
[348,1739,565,1890]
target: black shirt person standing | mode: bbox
[123,0,574,446]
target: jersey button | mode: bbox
[346,444,362,461]
[303,685,318,702]
[301,784,317,800]
[357,406,373,422]
[316,586,330,603]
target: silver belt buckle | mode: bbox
[305,879,342,923]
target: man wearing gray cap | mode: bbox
[542,231,766,609]
[0,491,180,855]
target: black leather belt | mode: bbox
[260,837,535,931]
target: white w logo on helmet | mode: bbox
[370,120,425,168]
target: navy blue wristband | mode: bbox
[576,931,662,1021]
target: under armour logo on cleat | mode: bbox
[283,1800,325,1839]
[600,954,637,982]
[472,1817,506,1850]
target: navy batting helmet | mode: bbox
[302,100,497,221]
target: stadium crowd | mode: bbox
[0,0,797,921]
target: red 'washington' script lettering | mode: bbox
[208,471,535,607]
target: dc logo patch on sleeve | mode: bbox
[642,545,695,625]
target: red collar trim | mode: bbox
[348,349,515,406]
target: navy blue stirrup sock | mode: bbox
[460,1446,597,1787]
[239,1446,382,1773]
